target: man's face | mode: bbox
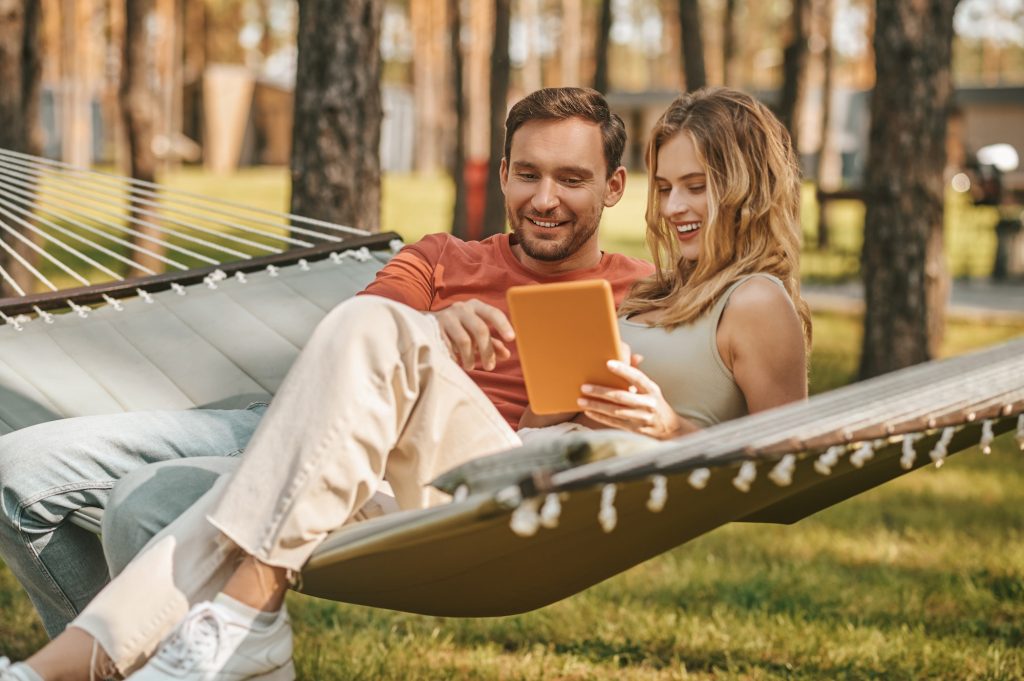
[500,118,626,272]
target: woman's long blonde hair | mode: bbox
[619,87,812,348]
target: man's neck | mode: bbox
[509,242,603,277]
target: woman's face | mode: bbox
[655,132,708,263]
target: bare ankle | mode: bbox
[221,556,289,612]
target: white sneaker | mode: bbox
[127,602,294,681]
[0,658,43,681]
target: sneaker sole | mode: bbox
[249,659,295,681]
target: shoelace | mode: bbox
[153,606,225,671]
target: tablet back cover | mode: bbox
[507,280,627,414]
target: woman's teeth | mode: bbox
[676,222,702,233]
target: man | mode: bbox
[0,87,653,643]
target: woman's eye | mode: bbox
[688,185,706,193]
[657,186,670,194]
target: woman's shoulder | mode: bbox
[724,274,791,314]
[718,274,800,345]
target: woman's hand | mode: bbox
[577,359,697,440]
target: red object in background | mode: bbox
[464,159,488,240]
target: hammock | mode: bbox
[1,150,1022,617]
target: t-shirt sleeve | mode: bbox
[358,234,446,310]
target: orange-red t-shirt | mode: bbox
[360,233,654,428]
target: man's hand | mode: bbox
[429,299,516,371]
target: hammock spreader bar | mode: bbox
[0,232,402,317]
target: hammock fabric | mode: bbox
[1,151,1022,617]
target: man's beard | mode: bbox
[506,206,602,262]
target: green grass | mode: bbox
[2,169,1023,678]
[2,311,1022,678]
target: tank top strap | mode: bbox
[706,273,789,347]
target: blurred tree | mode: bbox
[449,0,468,238]
[289,0,382,233]
[722,0,737,85]
[560,0,581,85]
[120,0,165,272]
[592,0,611,92]
[859,0,960,379]
[814,0,835,249]
[481,0,510,238]
[411,0,447,174]
[778,0,809,154]
[0,0,41,297]
[677,0,706,90]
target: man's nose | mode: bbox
[531,179,559,213]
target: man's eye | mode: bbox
[517,173,538,180]
[562,177,583,186]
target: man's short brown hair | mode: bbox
[503,87,627,178]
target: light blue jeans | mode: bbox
[0,404,267,637]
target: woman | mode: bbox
[2,87,809,681]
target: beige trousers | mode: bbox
[72,296,521,673]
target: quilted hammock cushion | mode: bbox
[0,254,389,435]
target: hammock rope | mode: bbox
[0,148,400,319]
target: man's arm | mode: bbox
[360,234,513,372]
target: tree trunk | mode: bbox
[815,0,835,249]
[592,0,611,93]
[677,0,706,91]
[859,0,959,379]
[778,0,810,154]
[412,0,447,174]
[289,0,382,234]
[560,0,581,85]
[120,0,165,273]
[449,0,468,238]
[0,0,41,298]
[480,0,510,239]
[722,0,737,86]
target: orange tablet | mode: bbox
[507,279,629,415]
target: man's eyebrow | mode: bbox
[510,161,595,177]
[654,171,706,182]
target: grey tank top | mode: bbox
[617,273,788,429]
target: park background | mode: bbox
[1,0,1023,678]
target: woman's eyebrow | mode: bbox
[654,172,706,182]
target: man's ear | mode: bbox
[603,165,627,207]
[499,157,509,195]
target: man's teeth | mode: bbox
[530,218,560,228]
[676,222,702,233]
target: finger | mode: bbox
[578,398,657,425]
[581,383,657,408]
[471,301,516,341]
[442,321,476,370]
[463,315,497,370]
[492,338,511,362]
[582,409,647,434]
[606,360,659,393]
[631,353,644,367]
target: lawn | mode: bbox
[2,168,1022,679]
